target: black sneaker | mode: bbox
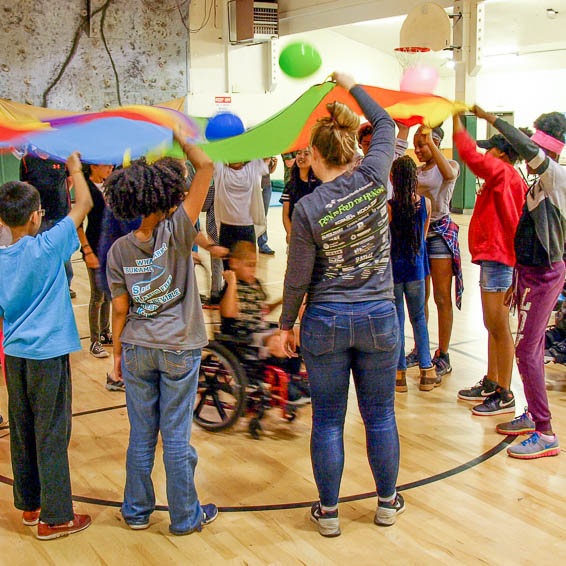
[310,503,340,537]
[169,503,218,535]
[90,341,109,358]
[259,246,275,255]
[472,388,515,416]
[432,349,452,377]
[99,332,113,345]
[550,340,566,364]
[375,493,405,526]
[458,376,498,401]
[201,503,219,526]
[405,348,419,368]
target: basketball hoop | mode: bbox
[394,46,431,71]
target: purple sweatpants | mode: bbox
[515,261,565,432]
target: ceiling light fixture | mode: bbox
[547,8,558,19]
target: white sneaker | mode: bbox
[375,494,405,526]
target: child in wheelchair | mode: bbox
[220,240,309,404]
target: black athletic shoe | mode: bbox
[472,388,515,416]
[405,348,419,368]
[550,340,566,364]
[169,503,218,535]
[458,375,498,401]
[432,349,452,377]
[259,246,275,255]
[375,494,405,526]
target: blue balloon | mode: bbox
[205,112,245,141]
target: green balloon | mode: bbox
[279,42,322,79]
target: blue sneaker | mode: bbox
[507,432,560,459]
[496,409,535,436]
[169,503,218,535]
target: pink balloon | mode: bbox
[400,65,439,94]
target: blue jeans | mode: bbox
[300,300,400,506]
[479,260,513,293]
[121,344,203,534]
[394,280,432,370]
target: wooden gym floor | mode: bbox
[1,208,566,566]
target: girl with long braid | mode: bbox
[389,155,435,393]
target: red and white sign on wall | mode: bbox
[215,96,232,112]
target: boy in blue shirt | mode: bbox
[0,151,93,540]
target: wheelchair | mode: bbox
[194,332,308,439]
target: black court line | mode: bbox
[0,404,127,430]
[0,399,515,513]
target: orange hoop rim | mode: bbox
[394,46,431,53]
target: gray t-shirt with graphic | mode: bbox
[106,206,208,351]
[280,86,396,330]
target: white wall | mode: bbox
[188,28,400,125]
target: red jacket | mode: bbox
[454,129,527,267]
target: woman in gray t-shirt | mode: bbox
[280,73,404,537]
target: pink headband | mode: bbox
[531,129,565,155]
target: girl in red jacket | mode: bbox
[453,113,527,416]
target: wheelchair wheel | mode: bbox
[194,341,247,431]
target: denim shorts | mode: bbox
[479,260,513,292]
[426,234,452,259]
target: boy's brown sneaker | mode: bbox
[22,509,41,526]
[395,370,407,393]
[37,513,91,540]
[419,366,441,391]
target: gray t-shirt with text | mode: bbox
[106,206,208,351]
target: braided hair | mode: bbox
[104,157,187,220]
[389,156,421,263]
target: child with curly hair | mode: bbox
[105,136,218,534]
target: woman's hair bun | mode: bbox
[310,102,360,166]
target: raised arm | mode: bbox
[425,130,459,180]
[175,133,214,224]
[333,74,395,185]
[453,113,503,180]
[220,269,239,319]
[472,105,546,173]
[66,152,93,228]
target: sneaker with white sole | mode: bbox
[458,376,498,401]
[507,432,560,459]
[90,341,109,358]
[37,513,91,540]
[22,509,41,526]
[472,388,515,416]
[310,503,340,537]
[432,349,452,377]
[496,409,536,436]
[169,503,218,535]
[375,493,405,526]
